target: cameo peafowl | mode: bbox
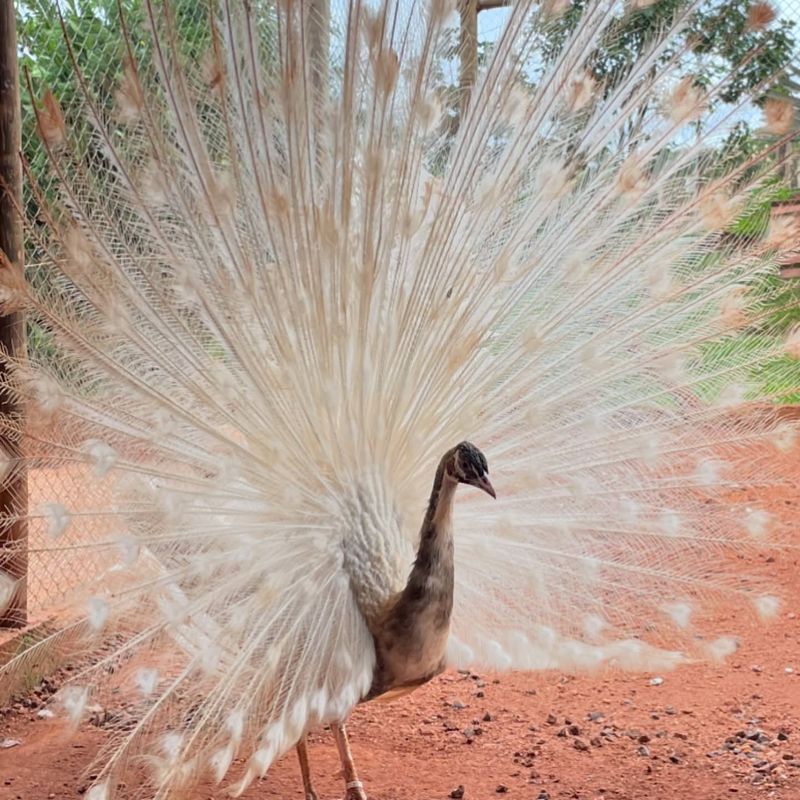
[0,0,798,798]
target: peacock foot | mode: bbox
[344,779,368,800]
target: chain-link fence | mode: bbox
[14,0,214,625]
[7,0,800,627]
[25,460,115,613]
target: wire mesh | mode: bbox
[9,0,800,621]
[26,462,114,612]
[14,0,213,620]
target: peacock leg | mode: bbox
[331,722,368,800]
[295,736,319,800]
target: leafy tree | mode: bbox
[15,0,217,375]
[16,0,215,214]
[539,0,795,107]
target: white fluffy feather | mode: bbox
[1,1,797,798]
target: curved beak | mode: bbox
[476,474,496,499]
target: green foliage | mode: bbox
[538,0,795,107]
[729,180,794,239]
[727,185,800,402]
[697,333,800,404]
[16,0,214,207]
[534,0,798,401]
[540,0,686,81]
[690,0,795,104]
[26,318,61,370]
[755,354,800,403]
[18,1,119,218]
[726,180,800,353]
[15,0,800,402]
[16,0,219,376]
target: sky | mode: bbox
[477,1,800,56]
[776,0,800,35]
[471,0,799,146]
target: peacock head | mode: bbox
[447,441,495,498]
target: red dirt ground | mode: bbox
[1,448,799,800]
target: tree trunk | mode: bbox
[459,0,478,118]
[0,0,27,628]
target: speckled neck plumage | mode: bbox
[365,455,457,702]
[409,460,457,592]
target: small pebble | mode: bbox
[495,785,508,794]
[649,677,664,686]
[449,786,465,799]
[637,745,651,757]
[0,740,21,749]
[573,738,589,752]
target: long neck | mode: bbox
[365,459,459,698]
[401,459,457,603]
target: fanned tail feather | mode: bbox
[0,0,798,797]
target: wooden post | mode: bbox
[459,0,478,118]
[456,1,510,128]
[771,200,800,279]
[0,0,27,628]
[307,0,330,169]
[308,0,330,108]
